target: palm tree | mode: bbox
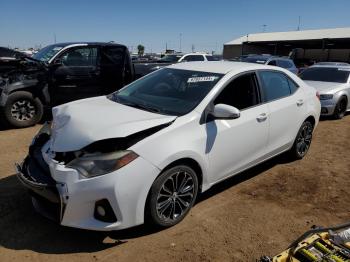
[137,44,145,57]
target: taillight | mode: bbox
[316,91,320,100]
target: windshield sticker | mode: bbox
[256,60,266,64]
[187,76,219,83]
[338,68,350,71]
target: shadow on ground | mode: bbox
[0,152,293,255]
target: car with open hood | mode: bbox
[300,65,350,119]
[16,61,320,231]
[0,42,134,128]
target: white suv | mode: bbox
[178,53,215,62]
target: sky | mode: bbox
[1,0,350,53]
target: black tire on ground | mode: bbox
[147,165,199,228]
[2,91,43,128]
[333,96,348,120]
[289,120,314,160]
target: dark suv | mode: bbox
[0,42,134,127]
[241,55,298,74]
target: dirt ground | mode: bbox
[0,115,349,262]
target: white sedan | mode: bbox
[16,61,321,231]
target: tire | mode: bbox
[147,165,199,228]
[289,120,314,160]
[2,91,43,128]
[333,96,348,120]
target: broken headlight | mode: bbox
[66,151,138,178]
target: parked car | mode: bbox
[0,42,134,127]
[300,65,350,119]
[133,53,216,79]
[16,61,320,231]
[315,62,350,66]
[241,55,298,74]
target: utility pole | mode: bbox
[179,33,182,52]
[297,16,301,31]
[54,33,56,43]
[191,44,195,53]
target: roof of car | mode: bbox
[168,61,276,74]
[45,42,126,48]
[310,64,350,69]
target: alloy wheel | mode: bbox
[296,123,313,157]
[156,171,195,222]
[10,100,36,121]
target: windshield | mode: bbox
[300,67,350,83]
[33,44,68,62]
[160,55,181,62]
[109,68,223,116]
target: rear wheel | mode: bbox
[147,165,198,227]
[333,96,347,119]
[2,91,43,128]
[289,120,314,160]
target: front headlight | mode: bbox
[66,150,138,178]
[320,94,334,100]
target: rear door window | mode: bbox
[101,46,125,66]
[259,71,291,102]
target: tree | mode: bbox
[137,44,145,56]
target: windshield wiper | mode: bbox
[117,99,161,113]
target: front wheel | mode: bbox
[333,96,348,120]
[2,91,43,128]
[147,165,199,228]
[289,120,314,160]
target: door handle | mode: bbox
[256,113,268,122]
[297,99,304,107]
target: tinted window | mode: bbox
[259,71,291,102]
[277,60,293,68]
[110,68,223,116]
[183,55,205,62]
[33,44,68,62]
[300,67,350,83]
[242,57,268,64]
[288,78,299,93]
[160,55,181,62]
[206,56,215,61]
[101,46,125,66]
[60,47,97,66]
[268,60,277,66]
[214,73,259,110]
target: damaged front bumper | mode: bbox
[16,158,66,222]
[15,131,67,222]
[16,128,161,231]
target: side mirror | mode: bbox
[211,104,240,120]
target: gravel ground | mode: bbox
[0,115,349,262]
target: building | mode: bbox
[223,27,350,63]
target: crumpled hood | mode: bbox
[304,81,347,94]
[50,96,176,152]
